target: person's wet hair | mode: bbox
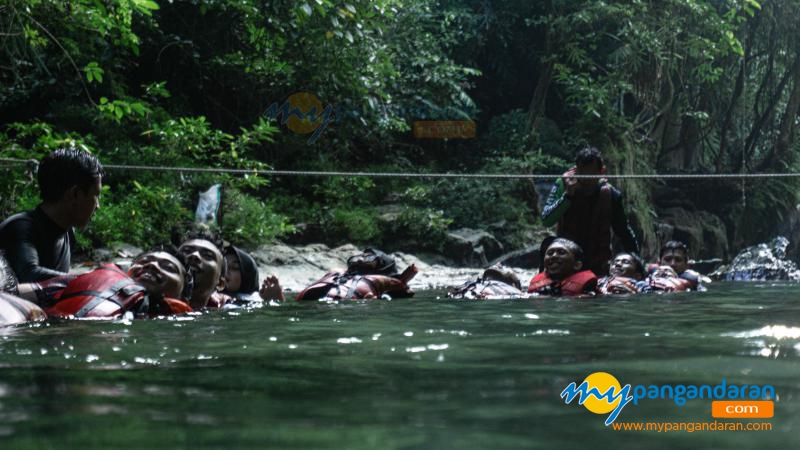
[0,252,19,295]
[346,248,397,276]
[482,264,521,290]
[133,245,194,301]
[38,148,103,202]
[575,146,604,168]
[660,240,689,258]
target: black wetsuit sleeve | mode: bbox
[541,178,570,226]
[3,219,67,283]
[611,190,640,254]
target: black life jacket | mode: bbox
[295,272,413,301]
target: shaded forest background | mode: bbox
[2,0,800,263]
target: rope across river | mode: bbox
[0,156,797,179]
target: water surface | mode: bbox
[1,282,798,448]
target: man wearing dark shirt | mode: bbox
[541,147,639,276]
[0,149,102,282]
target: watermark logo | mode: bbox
[263,92,476,144]
[561,373,775,426]
[263,92,334,144]
[561,372,633,426]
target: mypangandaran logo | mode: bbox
[560,372,775,426]
[263,92,334,144]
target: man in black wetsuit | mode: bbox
[541,147,639,276]
[0,149,103,282]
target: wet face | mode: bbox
[224,251,242,292]
[652,265,678,279]
[660,250,688,274]
[544,242,581,280]
[179,239,224,307]
[610,254,639,279]
[574,161,603,193]
[71,177,102,229]
[129,251,185,298]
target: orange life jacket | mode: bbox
[295,272,414,301]
[527,270,598,296]
[44,264,191,318]
[0,292,46,326]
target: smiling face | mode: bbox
[609,254,640,279]
[544,242,582,280]
[179,239,225,307]
[660,249,688,274]
[128,251,185,298]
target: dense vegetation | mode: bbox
[1,0,799,260]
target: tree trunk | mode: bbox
[759,56,800,171]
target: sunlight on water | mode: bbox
[0,283,798,449]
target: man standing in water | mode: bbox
[541,147,639,276]
[0,149,103,282]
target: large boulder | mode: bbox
[443,228,503,267]
[657,208,729,260]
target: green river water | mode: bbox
[0,282,798,449]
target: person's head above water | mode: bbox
[482,264,521,290]
[345,248,397,276]
[129,246,192,300]
[609,253,644,280]
[38,148,103,229]
[572,146,606,193]
[179,231,226,308]
[543,238,585,280]
[224,245,259,294]
[659,240,689,274]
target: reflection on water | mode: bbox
[0,282,798,448]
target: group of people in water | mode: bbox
[0,147,708,326]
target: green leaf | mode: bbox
[300,3,313,16]
[132,0,160,11]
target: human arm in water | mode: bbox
[3,218,68,282]
[16,273,76,305]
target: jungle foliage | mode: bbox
[1,0,799,258]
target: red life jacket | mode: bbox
[44,264,191,318]
[527,270,598,297]
[597,276,640,295]
[295,272,414,301]
[557,171,614,274]
[643,276,694,292]
[0,292,46,326]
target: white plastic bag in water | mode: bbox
[195,184,222,225]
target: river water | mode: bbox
[0,282,798,449]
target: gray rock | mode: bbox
[443,228,503,267]
[658,208,729,260]
[492,245,541,269]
